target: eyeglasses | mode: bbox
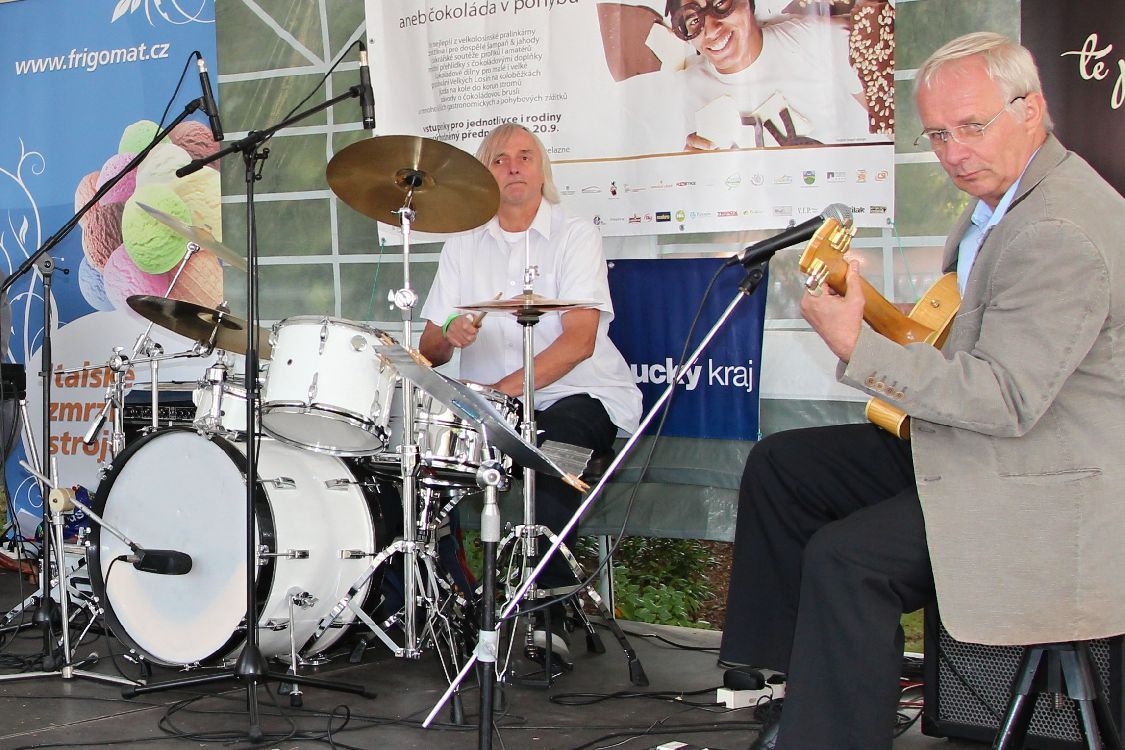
[669,0,737,41]
[913,97,1026,150]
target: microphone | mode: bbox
[727,203,853,268]
[120,548,193,575]
[196,56,224,142]
[358,43,375,130]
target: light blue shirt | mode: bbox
[956,152,1039,296]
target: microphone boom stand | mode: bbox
[121,85,375,742]
[424,260,773,748]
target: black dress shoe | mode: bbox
[749,712,780,750]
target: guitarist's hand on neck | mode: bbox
[801,260,866,363]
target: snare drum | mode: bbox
[371,382,522,488]
[88,428,385,666]
[261,317,397,456]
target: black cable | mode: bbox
[550,684,724,708]
[618,625,721,653]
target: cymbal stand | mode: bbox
[122,82,378,738]
[389,189,423,658]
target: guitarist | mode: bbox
[723,32,1125,750]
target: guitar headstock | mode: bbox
[797,217,856,296]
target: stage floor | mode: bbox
[0,566,980,750]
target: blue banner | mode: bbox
[607,257,766,440]
[1,0,219,541]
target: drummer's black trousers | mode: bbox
[719,423,935,750]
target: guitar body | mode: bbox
[798,219,961,439]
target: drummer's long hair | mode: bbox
[475,123,561,204]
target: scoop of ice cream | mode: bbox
[163,248,224,309]
[169,120,220,166]
[78,255,114,312]
[102,244,172,309]
[75,171,98,228]
[81,201,125,271]
[134,143,192,190]
[170,166,222,238]
[120,184,192,274]
[95,152,138,206]
[119,119,160,154]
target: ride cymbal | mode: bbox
[326,135,499,233]
[135,202,247,271]
[458,292,599,315]
[127,295,272,358]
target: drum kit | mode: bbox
[39,135,603,699]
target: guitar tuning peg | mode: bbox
[804,259,829,296]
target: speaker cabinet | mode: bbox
[922,607,1125,749]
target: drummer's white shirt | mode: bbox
[420,199,641,434]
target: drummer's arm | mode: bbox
[490,308,598,397]
[418,320,454,366]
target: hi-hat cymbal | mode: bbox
[326,135,499,233]
[135,202,248,271]
[127,295,272,358]
[458,293,600,315]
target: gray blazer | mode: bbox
[840,135,1125,645]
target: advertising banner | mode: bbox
[1,0,220,540]
[607,256,766,440]
[1021,0,1125,193]
[365,0,896,237]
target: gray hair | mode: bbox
[474,123,560,204]
[915,32,1053,131]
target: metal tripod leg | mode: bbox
[495,522,648,686]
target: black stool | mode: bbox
[992,641,1123,749]
[535,448,648,686]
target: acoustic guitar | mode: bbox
[797,217,961,439]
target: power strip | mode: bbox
[716,681,785,709]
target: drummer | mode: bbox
[418,123,642,667]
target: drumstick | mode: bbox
[471,292,503,328]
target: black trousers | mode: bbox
[529,394,617,589]
[719,423,936,750]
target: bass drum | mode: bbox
[89,428,388,667]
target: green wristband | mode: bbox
[442,312,462,335]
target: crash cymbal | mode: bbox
[127,295,272,358]
[135,202,248,271]
[326,135,499,233]
[458,292,599,314]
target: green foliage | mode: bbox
[462,532,717,629]
[580,536,716,629]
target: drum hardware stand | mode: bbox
[80,244,210,460]
[119,81,380,739]
[425,259,775,748]
[388,192,425,659]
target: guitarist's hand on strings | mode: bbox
[801,259,866,364]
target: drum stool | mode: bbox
[992,641,1123,749]
[534,448,649,686]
